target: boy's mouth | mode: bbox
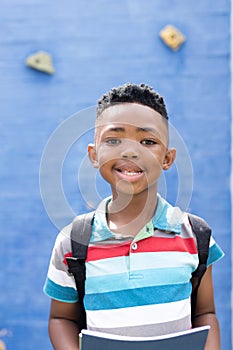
[115,169,143,176]
[114,162,144,178]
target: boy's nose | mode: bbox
[122,151,138,159]
[119,139,140,159]
[121,144,139,159]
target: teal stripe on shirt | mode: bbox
[43,278,78,303]
[207,242,224,267]
[85,266,193,294]
[85,283,191,311]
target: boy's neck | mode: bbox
[107,188,158,236]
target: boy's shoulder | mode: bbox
[60,195,212,250]
[51,223,74,260]
[53,211,95,258]
[68,203,211,250]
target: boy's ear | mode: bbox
[162,148,176,170]
[88,143,99,168]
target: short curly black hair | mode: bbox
[96,83,168,120]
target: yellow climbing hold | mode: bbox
[26,51,55,74]
[160,25,186,51]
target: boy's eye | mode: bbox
[105,138,121,145]
[141,139,157,145]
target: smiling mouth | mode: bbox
[116,169,143,176]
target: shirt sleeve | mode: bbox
[207,236,224,267]
[43,223,79,303]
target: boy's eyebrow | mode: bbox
[103,126,159,134]
[136,127,158,133]
[106,127,125,132]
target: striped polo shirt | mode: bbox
[44,195,224,337]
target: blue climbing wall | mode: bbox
[0,1,231,349]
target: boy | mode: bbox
[44,83,224,350]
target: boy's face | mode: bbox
[88,103,176,197]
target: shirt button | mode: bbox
[132,243,137,250]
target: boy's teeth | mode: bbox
[122,170,142,176]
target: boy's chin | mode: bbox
[111,183,148,198]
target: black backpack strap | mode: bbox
[188,213,211,323]
[66,211,95,330]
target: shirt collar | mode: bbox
[152,194,183,234]
[92,194,183,241]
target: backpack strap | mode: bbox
[188,213,211,323]
[66,211,95,330]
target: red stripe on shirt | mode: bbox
[86,236,197,262]
[86,242,131,262]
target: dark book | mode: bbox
[80,325,210,350]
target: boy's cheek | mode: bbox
[97,146,119,161]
